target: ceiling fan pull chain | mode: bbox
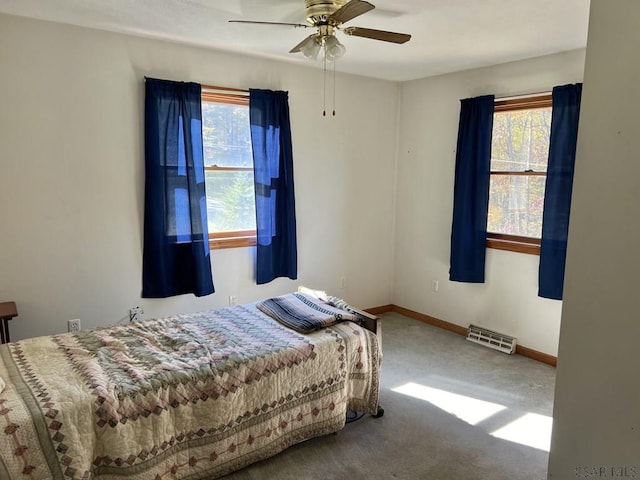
[333,60,337,116]
[323,49,327,116]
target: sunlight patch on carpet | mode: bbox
[391,382,506,425]
[490,412,552,452]
[392,382,552,452]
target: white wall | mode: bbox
[0,14,398,340]
[0,12,591,359]
[393,50,586,356]
[549,1,640,476]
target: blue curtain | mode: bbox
[249,89,298,285]
[449,95,495,283]
[142,78,214,298]
[538,83,582,300]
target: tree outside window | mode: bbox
[487,95,552,255]
[201,90,256,249]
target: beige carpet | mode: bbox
[223,312,556,480]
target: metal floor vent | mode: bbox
[466,324,516,354]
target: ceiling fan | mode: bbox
[229,0,411,61]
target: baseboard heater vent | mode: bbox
[466,324,516,354]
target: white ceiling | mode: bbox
[0,0,591,82]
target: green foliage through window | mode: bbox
[488,106,552,239]
[201,100,256,235]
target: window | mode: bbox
[201,88,256,249]
[487,95,552,255]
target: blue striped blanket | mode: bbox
[257,293,359,333]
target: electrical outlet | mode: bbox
[129,306,144,322]
[228,295,237,306]
[67,318,81,332]
[432,280,440,293]
[340,276,346,289]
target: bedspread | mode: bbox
[0,303,379,480]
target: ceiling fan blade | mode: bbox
[290,34,319,53]
[343,26,411,44]
[329,0,375,25]
[229,20,309,28]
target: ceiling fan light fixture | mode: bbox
[301,36,322,60]
[324,35,346,61]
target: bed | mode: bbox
[0,293,381,480]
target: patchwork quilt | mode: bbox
[0,303,380,480]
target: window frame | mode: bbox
[487,94,552,255]
[201,88,257,250]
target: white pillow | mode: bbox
[297,286,328,301]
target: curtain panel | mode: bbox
[249,89,298,285]
[449,95,495,283]
[538,83,583,300]
[142,78,214,298]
